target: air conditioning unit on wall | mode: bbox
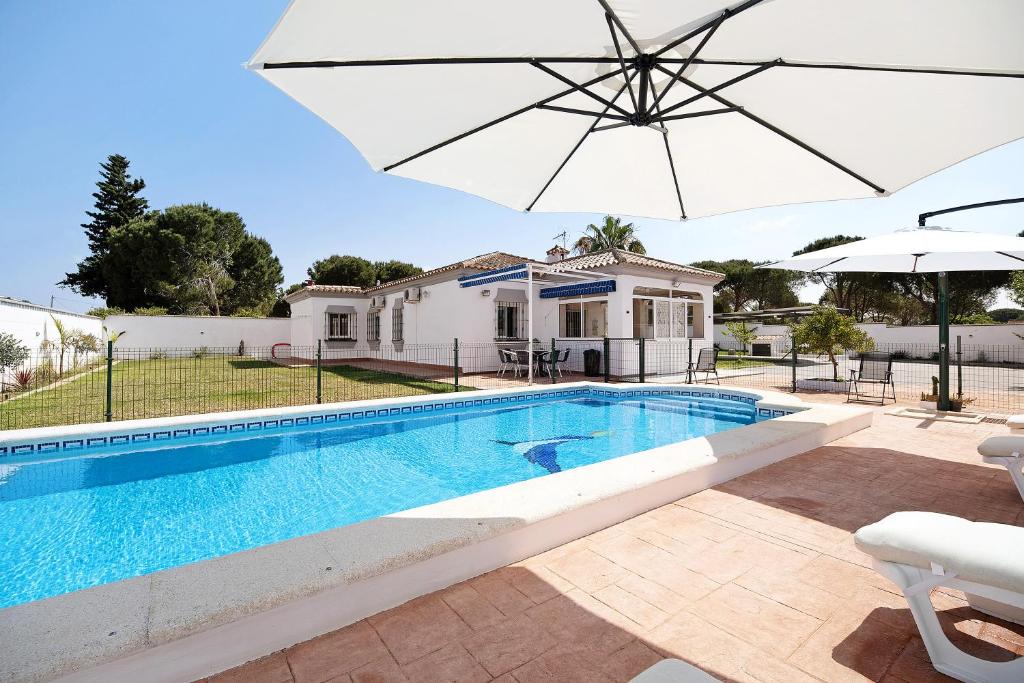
[404,287,421,303]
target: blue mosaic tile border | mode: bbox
[0,386,790,457]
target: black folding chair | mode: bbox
[847,351,895,405]
[687,348,720,384]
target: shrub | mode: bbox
[132,306,169,316]
[975,349,989,364]
[13,368,34,391]
[237,340,245,357]
[192,347,209,360]
[150,350,168,360]
[86,306,126,319]
[0,333,30,375]
[790,306,874,382]
[724,321,757,353]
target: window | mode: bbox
[367,310,381,341]
[559,298,607,338]
[326,312,356,340]
[392,306,403,342]
[496,301,526,339]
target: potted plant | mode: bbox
[920,376,975,412]
[791,306,874,392]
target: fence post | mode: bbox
[453,338,459,392]
[549,338,557,384]
[316,340,322,404]
[956,335,962,400]
[603,337,611,383]
[790,331,798,393]
[638,337,646,383]
[104,340,113,422]
[687,338,693,385]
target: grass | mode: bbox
[717,358,771,370]
[0,355,469,431]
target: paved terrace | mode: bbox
[203,403,1024,683]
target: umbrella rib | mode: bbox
[537,104,632,122]
[656,107,742,122]
[653,0,770,58]
[657,61,776,118]
[595,0,641,55]
[674,58,1024,79]
[382,66,630,172]
[647,71,687,220]
[654,65,887,195]
[526,74,636,212]
[648,11,727,115]
[531,62,633,118]
[259,57,622,69]
[593,122,632,132]
[605,13,639,113]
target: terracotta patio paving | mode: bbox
[202,405,1024,683]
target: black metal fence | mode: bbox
[5,336,1024,430]
[604,335,1024,414]
[0,339,609,431]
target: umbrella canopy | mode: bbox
[759,227,1024,273]
[248,0,1024,220]
[758,225,1024,411]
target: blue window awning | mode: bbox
[458,264,528,288]
[539,279,616,299]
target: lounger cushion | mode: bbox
[1006,415,1024,430]
[630,659,721,682]
[854,512,1024,594]
[978,435,1024,459]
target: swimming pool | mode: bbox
[0,390,762,608]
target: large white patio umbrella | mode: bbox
[759,210,1024,410]
[248,1,1024,220]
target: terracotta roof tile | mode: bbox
[555,249,724,280]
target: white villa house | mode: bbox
[283,247,723,377]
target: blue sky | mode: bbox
[2,1,1022,313]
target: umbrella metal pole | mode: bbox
[528,266,534,385]
[937,271,950,411]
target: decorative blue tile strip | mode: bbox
[0,385,775,456]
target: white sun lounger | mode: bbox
[1005,415,1024,432]
[978,435,1024,503]
[630,659,721,682]
[855,511,1024,683]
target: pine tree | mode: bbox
[61,154,148,299]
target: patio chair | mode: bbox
[978,435,1024,503]
[687,348,720,384]
[497,348,522,378]
[847,350,895,405]
[855,512,1024,682]
[553,348,571,377]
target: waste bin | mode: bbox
[584,349,602,377]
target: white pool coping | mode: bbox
[0,382,873,683]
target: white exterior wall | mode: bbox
[0,300,104,383]
[105,315,291,353]
[0,300,103,352]
[713,322,1024,362]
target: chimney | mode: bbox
[545,245,569,263]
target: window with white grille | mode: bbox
[326,312,356,340]
[496,300,526,339]
[392,306,403,342]
[367,310,381,341]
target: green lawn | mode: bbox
[717,357,771,370]
[0,355,468,431]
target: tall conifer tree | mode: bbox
[61,154,148,299]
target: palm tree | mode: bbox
[572,216,646,255]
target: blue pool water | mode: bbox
[0,393,757,608]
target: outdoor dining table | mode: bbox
[515,349,551,377]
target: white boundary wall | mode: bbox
[714,322,1024,361]
[105,315,291,351]
[0,299,104,384]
